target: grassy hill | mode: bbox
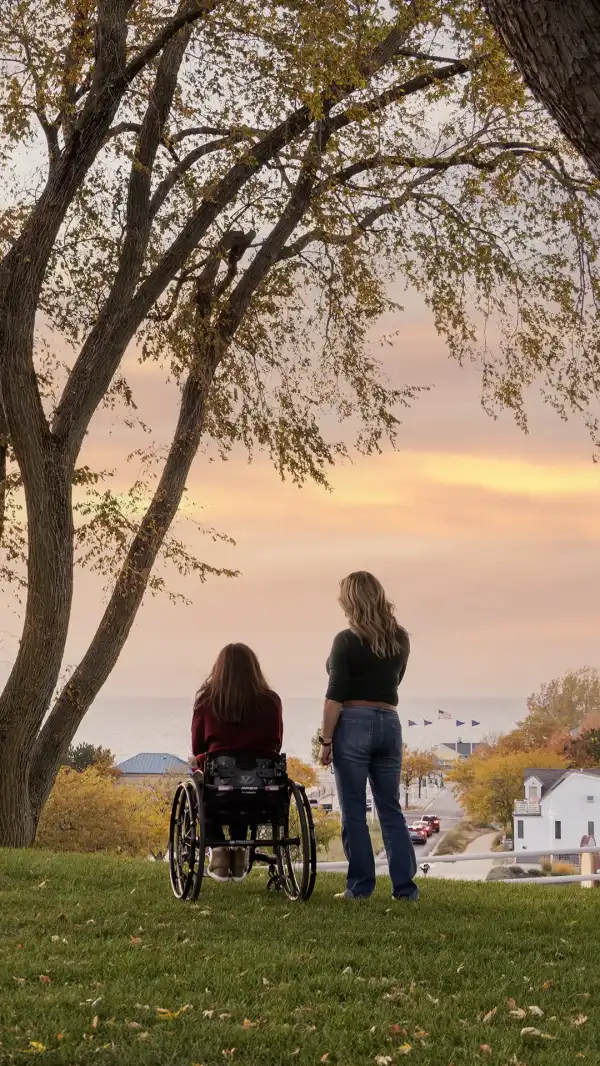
[1,850,598,1064]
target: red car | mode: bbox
[422,814,440,833]
[408,825,428,844]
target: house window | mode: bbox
[588,821,595,838]
[554,820,562,840]
[528,785,539,802]
[517,820,524,840]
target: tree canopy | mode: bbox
[2,0,600,846]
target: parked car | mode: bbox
[412,819,433,837]
[408,826,427,845]
[422,814,440,833]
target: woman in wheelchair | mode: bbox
[192,643,283,884]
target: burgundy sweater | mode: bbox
[191,690,283,761]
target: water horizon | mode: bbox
[75,693,527,765]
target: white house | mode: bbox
[513,767,600,855]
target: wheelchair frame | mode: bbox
[168,751,317,902]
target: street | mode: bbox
[316,785,464,872]
[408,786,463,857]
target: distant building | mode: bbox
[514,767,600,855]
[116,752,190,786]
[432,742,481,769]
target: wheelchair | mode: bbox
[168,751,317,902]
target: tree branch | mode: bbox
[50,19,467,455]
[149,135,239,220]
[122,0,225,86]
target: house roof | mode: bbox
[441,742,481,756]
[525,767,600,798]
[116,752,190,775]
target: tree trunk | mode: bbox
[0,444,74,846]
[484,0,600,179]
[28,356,216,824]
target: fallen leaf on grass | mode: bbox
[91,1016,99,1030]
[37,881,48,889]
[542,980,553,991]
[482,1009,497,1024]
[520,1028,556,1040]
[262,977,270,986]
[389,1025,408,1036]
[342,966,353,975]
[426,994,439,1005]
[509,1009,527,1020]
[528,1006,544,1017]
[199,910,211,917]
[51,935,59,943]
[479,1046,492,1055]
[243,1019,258,1029]
[126,1022,143,1031]
[507,999,518,1010]
[413,1028,429,1039]
[375,1057,392,1065]
[219,1014,232,1021]
[129,936,142,945]
[27,1042,47,1053]
[572,1015,588,1027]
[137,1032,149,1040]
[13,977,25,984]
[397,1045,412,1056]
[39,975,51,984]
[321,1055,329,1063]
[203,1011,215,1019]
[222,1050,237,1057]
[155,1005,193,1020]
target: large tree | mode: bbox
[484,0,600,180]
[2,1,600,847]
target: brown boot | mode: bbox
[229,847,248,882]
[207,847,231,882]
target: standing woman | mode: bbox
[318,572,417,900]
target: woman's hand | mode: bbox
[319,742,332,766]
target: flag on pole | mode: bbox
[408,720,417,727]
[438,709,452,720]
[424,719,432,726]
[471,719,480,727]
[456,719,465,726]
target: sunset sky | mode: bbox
[2,286,597,713]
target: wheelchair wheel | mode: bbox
[277,781,317,901]
[169,778,206,901]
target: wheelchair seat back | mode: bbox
[203,751,288,826]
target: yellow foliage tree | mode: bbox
[36,768,170,858]
[287,757,318,789]
[448,749,567,830]
[311,808,341,854]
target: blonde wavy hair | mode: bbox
[339,571,408,658]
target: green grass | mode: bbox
[1,850,599,1065]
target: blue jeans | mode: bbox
[333,708,418,899]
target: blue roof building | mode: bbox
[116,752,190,776]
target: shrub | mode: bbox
[36,767,170,857]
[551,862,576,876]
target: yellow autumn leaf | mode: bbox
[398,1044,413,1056]
[27,1042,47,1054]
[572,1015,588,1027]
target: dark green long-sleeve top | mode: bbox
[325,628,410,707]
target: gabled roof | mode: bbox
[441,742,481,756]
[116,752,190,775]
[524,767,600,798]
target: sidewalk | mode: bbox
[424,831,497,881]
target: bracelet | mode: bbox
[319,736,332,746]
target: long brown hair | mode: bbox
[339,571,409,659]
[194,643,271,723]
